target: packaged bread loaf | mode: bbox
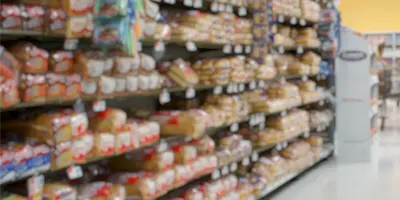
[296,80,316,92]
[52,141,73,169]
[138,150,174,171]
[1,80,20,108]
[46,73,66,101]
[48,0,95,15]
[71,133,94,163]
[109,172,155,199]
[10,143,34,178]
[9,43,49,74]
[20,74,46,103]
[150,110,208,138]
[65,74,81,100]
[65,14,92,37]
[1,4,22,30]
[43,183,77,200]
[94,132,115,157]
[46,8,67,34]
[49,51,73,74]
[32,112,72,145]
[171,144,197,164]
[305,136,323,147]
[288,61,310,75]
[81,78,98,97]
[75,51,105,78]
[127,120,160,147]
[167,59,199,87]
[114,129,133,154]
[173,164,193,187]
[300,52,321,66]
[0,147,15,184]
[22,5,45,31]
[280,141,311,159]
[78,182,126,200]
[89,108,127,133]
[99,76,116,98]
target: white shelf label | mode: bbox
[164,0,176,4]
[230,123,239,132]
[186,41,197,52]
[239,83,245,92]
[159,89,171,104]
[214,85,223,95]
[234,45,243,54]
[193,0,202,8]
[137,41,142,52]
[258,122,265,130]
[319,100,325,106]
[242,157,250,166]
[280,77,286,84]
[227,84,233,94]
[250,80,257,89]
[211,2,218,11]
[64,38,79,50]
[221,166,229,175]
[184,0,193,6]
[290,17,297,25]
[304,131,310,138]
[278,15,284,23]
[158,140,168,152]
[185,87,196,99]
[280,110,287,117]
[251,152,259,162]
[154,40,165,52]
[92,100,106,112]
[226,4,233,12]
[282,141,288,148]
[245,45,252,53]
[28,175,44,200]
[223,44,232,54]
[276,143,282,151]
[258,80,265,88]
[302,75,308,82]
[232,83,238,93]
[218,3,225,12]
[67,165,83,180]
[238,7,247,16]
[212,170,220,180]
[230,162,238,172]
[300,19,306,26]
[297,46,304,54]
[278,46,285,54]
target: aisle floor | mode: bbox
[269,101,400,200]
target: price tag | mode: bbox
[158,140,168,152]
[258,80,265,88]
[249,115,255,126]
[226,5,233,12]
[290,17,297,25]
[250,80,257,89]
[251,152,259,162]
[239,83,245,92]
[234,45,243,54]
[282,141,288,148]
[211,2,218,12]
[193,0,202,8]
[214,85,223,95]
[227,84,233,94]
[232,83,238,93]
[280,77,286,84]
[258,122,265,130]
[223,44,232,54]
[154,40,165,52]
[300,19,306,26]
[238,7,247,16]
[278,15,284,23]
[164,0,176,4]
[260,113,266,122]
[242,157,250,166]
[221,166,229,175]
[184,0,193,6]
[134,40,142,52]
[280,110,287,117]
[28,175,44,200]
[218,3,225,12]
[67,165,83,180]
[185,87,196,99]
[159,89,171,104]
[319,100,325,106]
[230,163,238,172]
[304,132,310,138]
[245,45,252,53]
[297,46,304,54]
[278,46,285,54]
[64,38,79,50]
[230,123,239,132]
[92,100,106,112]
[302,75,308,82]
[212,170,220,180]
[186,41,197,52]
[276,143,282,151]
[73,98,85,112]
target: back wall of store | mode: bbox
[339,0,400,32]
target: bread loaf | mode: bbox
[65,74,81,100]
[49,51,73,74]
[43,183,77,200]
[20,74,47,103]
[171,144,197,164]
[46,73,66,101]
[89,108,127,133]
[23,5,45,31]
[52,141,72,169]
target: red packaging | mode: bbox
[65,73,81,100]
[1,4,22,30]
[47,8,66,33]
[0,80,20,108]
[46,73,66,101]
[20,73,46,103]
[50,51,73,73]
[22,5,45,31]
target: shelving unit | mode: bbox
[0,0,337,199]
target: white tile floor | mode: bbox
[269,101,400,200]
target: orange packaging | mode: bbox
[9,43,48,74]
[65,74,81,100]
[48,0,95,16]
[23,5,45,31]
[47,8,67,34]
[20,74,46,103]
[0,80,20,108]
[46,73,66,101]
[50,51,73,74]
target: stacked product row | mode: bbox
[269,0,321,22]
[272,27,320,49]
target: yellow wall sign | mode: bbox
[339,0,400,32]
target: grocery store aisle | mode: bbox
[269,101,400,200]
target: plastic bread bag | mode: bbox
[300,51,321,67]
[9,42,49,74]
[305,136,323,147]
[296,80,316,92]
[171,144,197,164]
[43,183,77,200]
[94,0,129,17]
[280,141,311,159]
[89,108,127,133]
[77,182,125,200]
[191,135,215,156]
